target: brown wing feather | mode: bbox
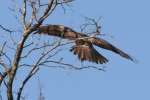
[37,25,87,40]
[91,37,134,61]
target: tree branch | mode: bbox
[0,25,14,33]
[7,31,30,100]
[39,60,106,71]
[22,0,27,29]
[6,0,60,99]
[38,0,55,24]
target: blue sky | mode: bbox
[0,0,150,100]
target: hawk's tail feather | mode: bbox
[70,45,108,64]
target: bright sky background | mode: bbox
[0,0,150,100]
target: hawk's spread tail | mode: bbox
[70,44,108,64]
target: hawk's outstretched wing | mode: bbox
[91,37,134,61]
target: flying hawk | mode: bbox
[36,24,134,64]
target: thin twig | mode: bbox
[0,25,13,33]
[22,0,27,29]
[39,60,106,71]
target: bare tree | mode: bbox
[0,0,134,100]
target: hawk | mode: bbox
[36,24,134,64]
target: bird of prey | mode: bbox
[36,24,134,64]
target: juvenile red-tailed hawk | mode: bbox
[36,24,134,64]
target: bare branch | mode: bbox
[0,25,14,33]
[0,62,8,72]
[23,42,34,49]
[57,0,75,4]
[37,78,45,100]
[0,72,7,87]
[2,53,12,66]
[17,66,39,100]
[0,42,10,87]
[39,60,106,71]
[80,17,102,36]
[0,24,17,45]
[6,0,60,98]
[16,35,63,100]
[0,41,7,56]
[7,33,30,100]
[21,0,27,29]
[0,42,11,68]
[38,0,55,24]
[21,43,53,58]
[0,69,11,87]
[28,1,38,27]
